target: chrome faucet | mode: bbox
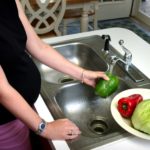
[102,39,144,83]
[105,40,132,71]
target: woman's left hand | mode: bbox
[81,70,109,87]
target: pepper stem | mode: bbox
[122,103,128,110]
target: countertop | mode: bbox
[34,28,150,150]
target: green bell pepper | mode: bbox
[95,72,119,98]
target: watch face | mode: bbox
[36,120,46,134]
[41,123,46,129]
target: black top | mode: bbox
[0,1,41,124]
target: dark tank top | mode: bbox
[0,1,41,124]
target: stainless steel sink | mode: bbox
[54,78,129,138]
[34,35,150,150]
[34,42,108,84]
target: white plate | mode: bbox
[111,88,150,140]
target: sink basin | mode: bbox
[35,35,150,150]
[35,42,108,84]
[54,79,129,138]
[42,77,131,149]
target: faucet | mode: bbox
[106,40,132,71]
[104,39,144,83]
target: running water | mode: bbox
[109,63,115,74]
[105,58,119,113]
[108,56,119,74]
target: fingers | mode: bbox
[82,70,109,81]
[66,129,81,140]
[81,70,109,87]
[97,72,109,80]
[61,119,81,140]
[67,127,81,135]
[45,119,81,140]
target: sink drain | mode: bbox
[59,76,74,83]
[88,116,109,135]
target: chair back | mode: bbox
[20,0,66,36]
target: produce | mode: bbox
[117,94,143,118]
[95,72,119,98]
[131,100,150,134]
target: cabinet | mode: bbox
[96,0,133,20]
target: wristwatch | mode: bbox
[36,119,47,135]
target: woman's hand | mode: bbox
[41,119,81,140]
[81,70,109,87]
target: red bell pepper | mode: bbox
[117,94,143,118]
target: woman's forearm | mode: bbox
[16,0,108,87]
[0,82,82,140]
[33,43,84,81]
[0,83,41,132]
[0,66,41,132]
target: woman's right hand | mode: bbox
[41,119,81,140]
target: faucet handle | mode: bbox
[119,39,124,45]
[119,40,132,57]
[119,40,132,70]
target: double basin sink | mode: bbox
[34,35,150,150]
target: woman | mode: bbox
[0,0,109,150]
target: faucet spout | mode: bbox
[108,54,131,73]
[108,55,125,72]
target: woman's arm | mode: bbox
[0,66,80,140]
[15,0,108,87]
[0,66,41,132]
